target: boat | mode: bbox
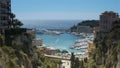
[36,29,63,35]
[70,42,88,50]
[70,33,94,50]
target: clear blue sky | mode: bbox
[12,0,120,20]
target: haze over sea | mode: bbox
[22,20,81,29]
[22,20,86,53]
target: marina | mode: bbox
[36,32,84,53]
[70,33,94,50]
[36,30,94,59]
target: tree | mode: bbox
[79,60,85,68]
[78,20,99,28]
[12,19,23,28]
[84,58,88,63]
[10,13,16,22]
[91,20,120,68]
[9,13,16,28]
[61,50,68,53]
[9,13,23,28]
[74,58,80,68]
[0,35,3,46]
[70,52,75,68]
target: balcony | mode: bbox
[0,14,9,17]
[0,1,11,9]
[0,20,8,24]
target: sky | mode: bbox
[12,0,120,20]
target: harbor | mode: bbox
[36,29,94,60]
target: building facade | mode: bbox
[93,27,100,38]
[99,11,119,32]
[77,26,93,33]
[0,0,11,33]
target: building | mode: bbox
[93,27,100,38]
[32,39,42,46]
[60,60,71,68]
[99,11,119,32]
[77,26,93,33]
[94,11,120,39]
[0,0,11,33]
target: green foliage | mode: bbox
[36,52,59,68]
[90,20,120,68]
[0,10,58,68]
[74,58,80,68]
[71,20,99,29]
[78,20,99,28]
[116,40,120,52]
[12,19,23,28]
[0,46,20,68]
[70,20,99,32]
[0,45,59,68]
[70,53,85,68]
[79,60,85,68]
[12,41,24,50]
[9,12,23,28]
[61,50,68,53]
[88,59,96,68]
[70,52,75,68]
[56,49,61,53]
[84,58,88,63]
[0,35,4,46]
[5,28,26,35]
[0,30,58,68]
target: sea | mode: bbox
[22,20,86,53]
[22,20,80,29]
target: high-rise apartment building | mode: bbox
[0,0,11,33]
[99,11,119,32]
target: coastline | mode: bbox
[36,30,94,59]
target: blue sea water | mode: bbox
[22,20,81,29]
[36,33,85,53]
[22,20,85,53]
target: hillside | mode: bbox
[78,20,99,28]
[0,29,59,68]
[70,20,99,33]
[87,20,120,68]
[0,23,59,68]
